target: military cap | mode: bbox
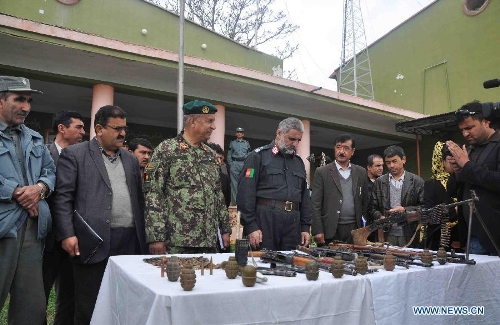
[183,100,217,115]
[0,76,42,94]
[236,127,244,132]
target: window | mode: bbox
[462,0,489,16]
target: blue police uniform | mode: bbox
[227,138,251,204]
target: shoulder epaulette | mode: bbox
[254,143,272,153]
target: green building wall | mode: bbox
[1,0,281,73]
[367,0,500,115]
[336,0,500,179]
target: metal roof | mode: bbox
[395,112,458,139]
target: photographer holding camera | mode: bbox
[446,100,500,255]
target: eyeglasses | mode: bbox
[455,109,479,117]
[104,125,128,132]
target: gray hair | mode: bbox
[183,114,203,126]
[278,117,304,134]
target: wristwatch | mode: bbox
[36,182,46,200]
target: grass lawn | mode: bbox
[1,288,55,325]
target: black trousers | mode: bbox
[72,227,141,325]
[256,205,301,251]
[42,242,75,325]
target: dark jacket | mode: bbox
[447,132,500,255]
[368,171,424,246]
[311,162,368,239]
[237,142,312,235]
[53,138,146,264]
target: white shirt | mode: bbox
[54,141,63,155]
[335,160,352,179]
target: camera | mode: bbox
[481,102,500,121]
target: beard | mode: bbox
[277,136,296,155]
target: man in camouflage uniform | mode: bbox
[227,127,251,205]
[145,100,231,254]
[237,117,312,251]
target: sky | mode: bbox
[260,0,435,91]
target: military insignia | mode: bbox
[201,143,208,151]
[180,142,188,150]
[254,145,265,153]
[271,145,279,156]
[245,168,255,178]
[202,106,209,114]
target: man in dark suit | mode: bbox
[368,145,424,247]
[311,134,368,245]
[446,101,500,255]
[43,110,85,325]
[365,154,384,242]
[53,105,146,325]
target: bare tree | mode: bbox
[147,0,299,79]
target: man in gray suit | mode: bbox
[53,105,146,325]
[311,134,368,245]
[43,110,85,325]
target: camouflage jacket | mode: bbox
[145,134,231,248]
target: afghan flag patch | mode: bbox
[245,168,255,178]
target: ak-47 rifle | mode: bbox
[256,250,359,276]
[329,242,475,266]
[294,246,381,273]
[296,245,426,268]
[327,242,435,267]
[352,205,447,246]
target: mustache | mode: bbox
[117,135,125,140]
[18,111,28,117]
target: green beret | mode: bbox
[183,100,218,115]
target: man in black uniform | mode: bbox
[237,117,312,250]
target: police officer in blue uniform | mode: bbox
[236,117,312,250]
[227,127,251,205]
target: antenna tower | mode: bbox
[338,0,374,100]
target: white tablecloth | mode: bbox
[369,254,500,325]
[91,253,374,325]
[90,253,500,325]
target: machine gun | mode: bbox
[352,205,447,246]
[297,245,432,268]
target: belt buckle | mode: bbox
[284,201,293,212]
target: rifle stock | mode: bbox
[352,210,422,246]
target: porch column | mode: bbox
[210,104,226,149]
[90,84,114,138]
[297,119,311,186]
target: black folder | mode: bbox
[73,210,103,264]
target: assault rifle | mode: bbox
[297,245,429,268]
[352,205,447,246]
[256,250,360,276]
[292,246,381,274]
[329,242,474,266]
